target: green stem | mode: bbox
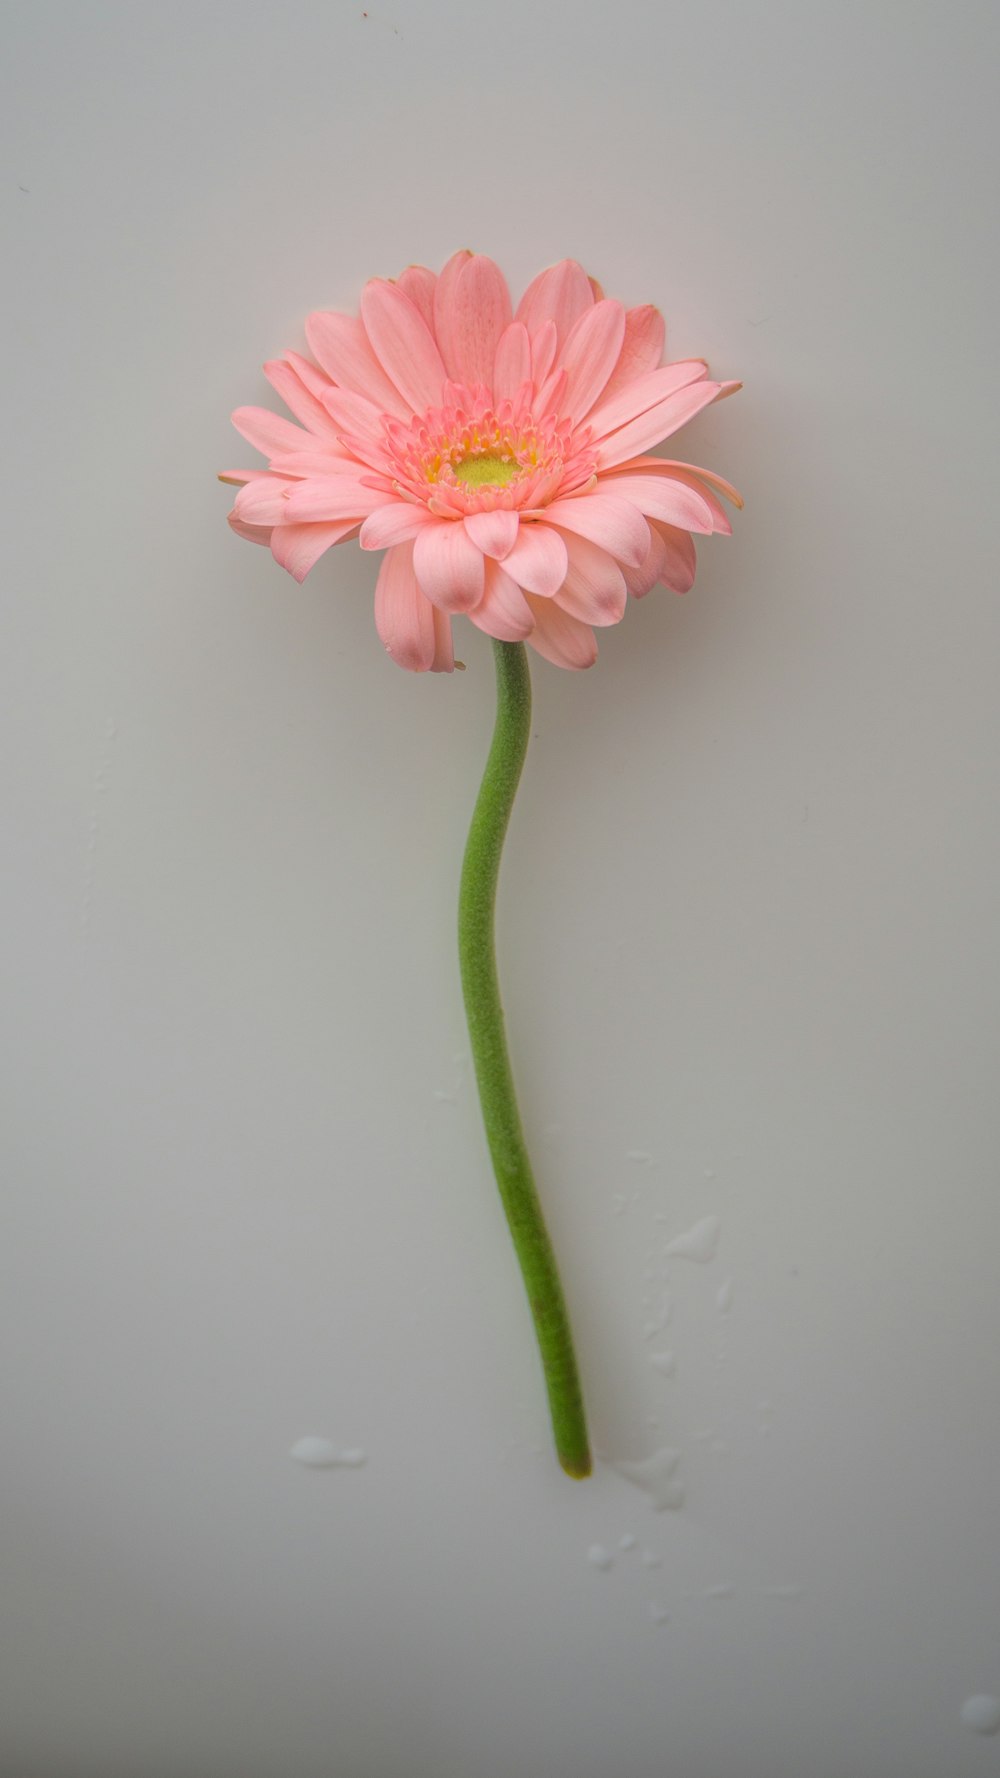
[458,640,591,1480]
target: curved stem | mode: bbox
[458,640,591,1480]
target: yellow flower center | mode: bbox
[452,453,520,489]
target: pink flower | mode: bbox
[221,254,741,672]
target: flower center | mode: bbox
[453,453,520,489]
[382,385,597,516]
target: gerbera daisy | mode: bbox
[221,253,741,671]
[221,256,743,1481]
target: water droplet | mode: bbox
[762,1584,803,1601]
[716,1278,734,1313]
[626,1149,653,1165]
[663,1215,722,1263]
[641,1548,662,1569]
[704,1582,735,1599]
[648,1349,677,1377]
[613,1447,685,1511]
[702,1166,716,1179]
[289,1438,368,1469]
[960,1696,1000,1736]
[642,1286,672,1340]
[648,1602,670,1626]
[587,1544,614,1571]
[619,1533,636,1551]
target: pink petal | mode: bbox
[263,359,342,439]
[374,541,437,671]
[431,605,455,672]
[432,251,474,353]
[463,509,519,560]
[645,467,732,533]
[305,311,411,417]
[317,400,394,478]
[359,502,437,551]
[598,306,666,404]
[233,474,296,525]
[502,522,569,596]
[558,300,626,420]
[535,365,568,419]
[493,322,532,404]
[553,533,627,626]
[231,406,310,459]
[515,260,594,347]
[335,435,397,479]
[524,595,598,670]
[619,523,669,598]
[267,448,361,478]
[596,381,740,470]
[285,351,336,402]
[435,254,513,387]
[397,264,438,332]
[586,361,708,445]
[218,469,258,486]
[361,279,447,414]
[541,494,650,568]
[282,474,384,523]
[530,319,558,385]
[320,386,388,450]
[271,519,357,583]
[650,521,697,594]
[595,472,716,535]
[620,456,744,509]
[227,511,272,546]
[412,521,486,613]
[468,559,535,642]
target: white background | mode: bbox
[3,3,999,1774]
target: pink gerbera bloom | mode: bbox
[221,253,741,672]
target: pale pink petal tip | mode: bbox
[227,512,273,547]
[375,542,441,672]
[222,253,739,671]
[272,520,360,584]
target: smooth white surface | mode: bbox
[3,3,999,1775]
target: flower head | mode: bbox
[221,254,741,672]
